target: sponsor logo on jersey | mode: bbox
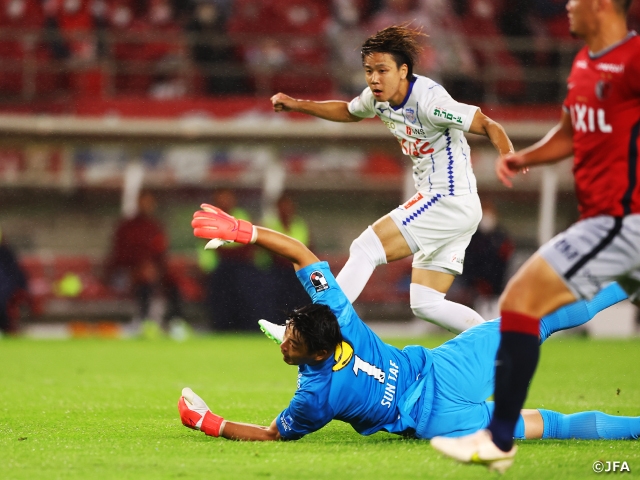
[569,103,612,133]
[332,341,354,372]
[405,125,426,136]
[576,60,588,69]
[377,106,389,115]
[403,192,424,209]
[595,80,611,100]
[405,107,417,124]
[596,62,624,74]
[310,271,329,292]
[382,119,396,130]
[433,107,463,125]
[553,238,580,261]
[398,137,434,156]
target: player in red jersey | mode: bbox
[431,0,640,471]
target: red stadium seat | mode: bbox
[0,0,46,96]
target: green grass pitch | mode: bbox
[1,333,640,479]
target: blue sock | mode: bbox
[539,409,640,439]
[539,283,628,343]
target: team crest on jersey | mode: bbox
[332,341,354,372]
[310,271,329,292]
[404,107,417,124]
[595,80,611,101]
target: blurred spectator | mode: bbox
[263,194,311,315]
[185,0,252,95]
[105,190,184,328]
[363,0,479,100]
[228,0,332,95]
[494,0,535,76]
[0,0,48,98]
[456,201,514,307]
[42,0,104,96]
[199,189,270,331]
[109,0,185,96]
[456,0,526,102]
[0,226,28,334]
[326,0,378,94]
[531,0,571,40]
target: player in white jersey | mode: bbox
[270,25,514,333]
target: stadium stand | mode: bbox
[4,0,635,329]
[0,0,601,105]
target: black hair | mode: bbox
[286,303,342,355]
[360,24,427,78]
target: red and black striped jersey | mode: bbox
[563,32,640,219]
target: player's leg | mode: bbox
[487,407,640,441]
[532,409,640,440]
[335,216,410,303]
[433,215,640,465]
[404,193,484,331]
[431,259,575,464]
[538,282,628,342]
[487,253,575,451]
[410,268,484,333]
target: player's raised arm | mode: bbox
[191,204,319,270]
[270,93,362,123]
[495,110,574,187]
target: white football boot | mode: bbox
[430,429,517,474]
[258,319,285,345]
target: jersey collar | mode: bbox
[588,30,637,59]
[390,75,417,111]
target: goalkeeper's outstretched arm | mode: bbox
[254,226,319,271]
[192,204,319,271]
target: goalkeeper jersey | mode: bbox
[275,262,434,440]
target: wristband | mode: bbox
[250,226,258,244]
[235,219,255,244]
[200,411,225,437]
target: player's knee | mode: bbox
[499,270,540,313]
[410,284,445,322]
[411,303,441,323]
[349,227,387,267]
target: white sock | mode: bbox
[336,226,387,303]
[410,283,485,333]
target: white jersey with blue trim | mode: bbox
[348,75,479,196]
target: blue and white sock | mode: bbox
[539,283,627,343]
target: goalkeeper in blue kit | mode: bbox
[178,204,638,449]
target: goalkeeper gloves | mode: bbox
[191,203,257,247]
[178,387,226,437]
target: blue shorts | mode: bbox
[415,320,525,439]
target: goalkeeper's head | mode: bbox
[360,24,426,79]
[280,304,343,366]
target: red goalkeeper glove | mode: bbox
[178,387,226,437]
[191,203,256,245]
